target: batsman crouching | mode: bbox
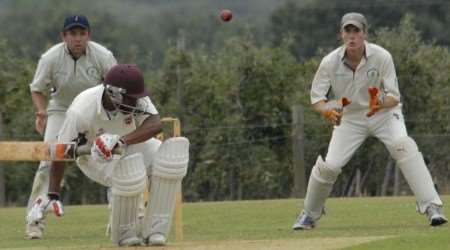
[27,64,189,246]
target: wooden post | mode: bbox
[292,104,306,198]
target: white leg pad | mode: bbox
[142,137,189,243]
[303,156,341,220]
[389,137,442,213]
[110,153,147,245]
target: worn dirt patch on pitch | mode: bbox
[138,236,390,250]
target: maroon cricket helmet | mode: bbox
[104,64,149,99]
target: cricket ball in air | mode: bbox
[220,9,232,22]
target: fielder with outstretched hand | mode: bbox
[27,64,190,247]
[292,12,447,230]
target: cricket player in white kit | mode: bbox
[27,64,189,246]
[26,15,117,239]
[293,12,447,230]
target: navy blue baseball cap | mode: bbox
[63,15,90,31]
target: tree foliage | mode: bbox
[152,37,307,201]
[270,0,450,60]
[1,1,450,204]
[0,39,37,204]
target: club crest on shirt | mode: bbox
[86,66,101,81]
[367,68,379,79]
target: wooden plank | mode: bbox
[0,142,50,161]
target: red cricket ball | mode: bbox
[220,9,232,22]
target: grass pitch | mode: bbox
[0,196,449,250]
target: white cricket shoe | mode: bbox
[118,236,143,247]
[426,204,448,227]
[25,221,44,239]
[292,211,316,230]
[147,233,167,246]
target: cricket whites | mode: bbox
[0,117,185,241]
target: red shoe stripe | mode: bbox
[53,203,62,217]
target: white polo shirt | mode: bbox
[58,85,159,146]
[310,41,401,112]
[29,41,117,112]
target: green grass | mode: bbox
[0,196,449,249]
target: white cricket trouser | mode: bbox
[26,111,66,214]
[313,105,442,213]
[302,106,408,218]
[77,139,161,187]
[325,106,407,169]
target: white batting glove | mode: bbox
[27,195,64,224]
[92,133,125,161]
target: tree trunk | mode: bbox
[381,159,395,196]
[394,164,401,196]
[0,112,5,206]
[291,104,306,198]
[229,166,239,200]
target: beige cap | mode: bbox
[340,12,367,32]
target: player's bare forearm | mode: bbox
[32,91,48,135]
[49,161,66,194]
[121,115,163,145]
[312,100,328,114]
[31,91,47,113]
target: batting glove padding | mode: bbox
[27,195,64,224]
[92,134,123,161]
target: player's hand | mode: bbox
[92,133,125,161]
[35,111,47,135]
[366,87,383,117]
[27,194,64,224]
[322,97,351,125]
[321,109,342,125]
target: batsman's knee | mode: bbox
[126,138,162,175]
[111,153,147,196]
[311,156,341,184]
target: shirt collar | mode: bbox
[63,42,90,57]
[338,41,371,61]
[97,85,110,120]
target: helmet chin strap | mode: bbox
[105,84,151,115]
